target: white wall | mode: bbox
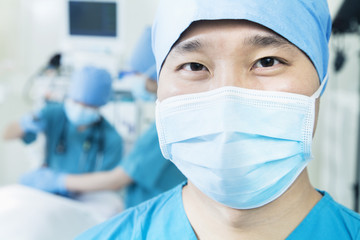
[0,0,32,186]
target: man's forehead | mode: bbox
[171,20,295,55]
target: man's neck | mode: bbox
[182,169,322,240]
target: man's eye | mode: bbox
[182,62,207,71]
[254,57,281,68]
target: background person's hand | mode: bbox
[20,167,69,196]
[19,113,45,133]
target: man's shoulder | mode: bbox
[322,192,360,230]
[316,192,360,239]
[42,101,64,112]
[39,102,65,120]
[290,191,360,239]
[76,183,191,240]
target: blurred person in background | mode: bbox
[3,66,123,197]
[5,26,185,209]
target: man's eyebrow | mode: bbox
[172,39,204,54]
[245,34,292,48]
[171,33,293,55]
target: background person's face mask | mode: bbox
[156,80,326,209]
[64,99,101,127]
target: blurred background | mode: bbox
[0,0,359,212]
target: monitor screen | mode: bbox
[69,1,117,37]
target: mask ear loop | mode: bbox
[311,73,329,99]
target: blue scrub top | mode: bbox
[77,182,360,240]
[119,123,186,208]
[22,102,123,174]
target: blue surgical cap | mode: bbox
[128,26,157,81]
[152,0,332,83]
[68,66,112,107]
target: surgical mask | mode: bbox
[126,74,156,102]
[64,99,101,127]
[156,78,327,209]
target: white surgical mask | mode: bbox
[156,78,327,209]
[64,99,101,127]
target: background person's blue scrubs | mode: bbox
[76,183,360,240]
[120,122,186,208]
[22,102,123,173]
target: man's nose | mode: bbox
[209,63,249,90]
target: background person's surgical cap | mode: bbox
[68,66,112,107]
[128,26,157,81]
[152,0,332,84]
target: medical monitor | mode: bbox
[69,1,117,37]
[64,0,123,55]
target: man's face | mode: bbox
[158,20,320,101]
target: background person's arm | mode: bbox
[65,167,133,192]
[3,113,45,140]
